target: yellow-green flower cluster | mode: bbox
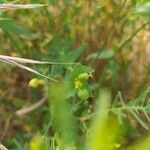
[74,73,92,101]
[28,78,45,88]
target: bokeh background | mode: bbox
[0,0,149,149]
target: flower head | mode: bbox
[74,79,82,89]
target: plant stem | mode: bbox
[109,106,150,112]
[117,22,149,52]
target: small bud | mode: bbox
[38,79,45,85]
[29,78,39,88]
[77,73,89,82]
[74,79,82,89]
[77,89,89,101]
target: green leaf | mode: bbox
[71,64,94,82]
[29,136,50,150]
[48,0,56,5]
[48,83,78,149]
[127,134,150,150]
[136,2,150,20]
[0,19,34,39]
[87,49,114,60]
[129,110,149,130]
[69,44,87,61]
[87,89,124,150]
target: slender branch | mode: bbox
[109,106,150,112]
[0,55,78,65]
[16,98,46,116]
[0,58,58,82]
[94,0,129,62]
[117,22,149,51]
[0,143,8,150]
[0,4,46,11]
[101,0,128,49]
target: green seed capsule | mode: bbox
[29,78,39,88]
[77,73,89,81]
[77,89,89,101]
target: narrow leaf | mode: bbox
[130,110,149,130]
[142,108,150,122]
[0,55,77,65]
[0,4,46,11]
[0,58,57,82]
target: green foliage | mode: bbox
[0,19,34,39]
[48,82,78,150]
[77,89,89,101]
[86,89,123,150]
[0,0,149,150]
[29,136,50,150]
[127,134,150,150]
[136,2,150,21]
[70,64,94,100]
[110,88,150,130]
[87,49,114,60]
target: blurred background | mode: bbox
[0,0,149,149]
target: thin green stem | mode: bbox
[117,22,149,52]
[94,0,128,63]
[109,106,150,112]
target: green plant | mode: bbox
[0,0,150,150]
[110,88,150,130]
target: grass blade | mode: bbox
[129,110,149,130]
[0,4,46,11]
[0,55,77,65]
[0,143,8,150]
[0,58,58,82]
